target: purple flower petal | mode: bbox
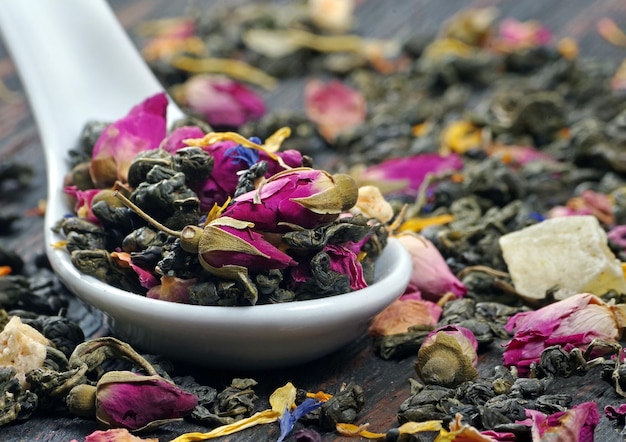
[518,401,599,441]
[160,126,206,153]
[324,243,367,290]
[64,186,101,224]
[359,153,463,196]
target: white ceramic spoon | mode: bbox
[0,0,411,369]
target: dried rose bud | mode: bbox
[175,74,265,128]
[90,93,168,188]
[189,140,304,210]
[395,232,467,302]
[222,168,359,232]
[503,293,626,376]
[67,371,198,432]
[414,325,478,387]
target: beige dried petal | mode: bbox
[351,185,393,223]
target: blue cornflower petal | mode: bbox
[225,143,260,167]
[277,398,323,442]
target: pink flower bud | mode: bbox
[222,168,358,232]
[90,93,168,188]
[395,232,467,301]
[190,217,297,276]
[94,371,197,431]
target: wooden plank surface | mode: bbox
[1,1,626,441]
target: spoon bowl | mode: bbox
[0,0,412,369]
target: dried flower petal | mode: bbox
[605,403,626,420]
[369,298,441,336]
[146,276,197,303]
[354,153,463,196]
[171,382,296,442]
[90,93,168,188]
[304,79,366,143]
[441,121,483,154]
[308,0,355,33]
[95,371,198,431]
[110,252,159,289]
[435,413,515,441]
[503,293,626,375]
[395,232,467,302]
[77,428,158,442]
[324,243,367,290]
[517,401,599,441]
[64,186,102,224]
[547,189,614,226]
[160,126,206,153]
[278,398,324,442]
[497,18,552,50]
[175,75,265,128]
[350,185,394,223]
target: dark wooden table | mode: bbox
[1,1,626,440]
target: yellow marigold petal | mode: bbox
[398,214,454,233]
[398,420,443,434]
[441,121,483,154]
[170,409,280,442]
[557,37,579,60]
[336,423,386,439]
[269,382,297,413]
[306,391,333,401]
[51,240,67,250]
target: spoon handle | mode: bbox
[0,0,183,157]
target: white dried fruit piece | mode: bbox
[350,185,394,223]
[0,316,49,387]
[499,215,626,300]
